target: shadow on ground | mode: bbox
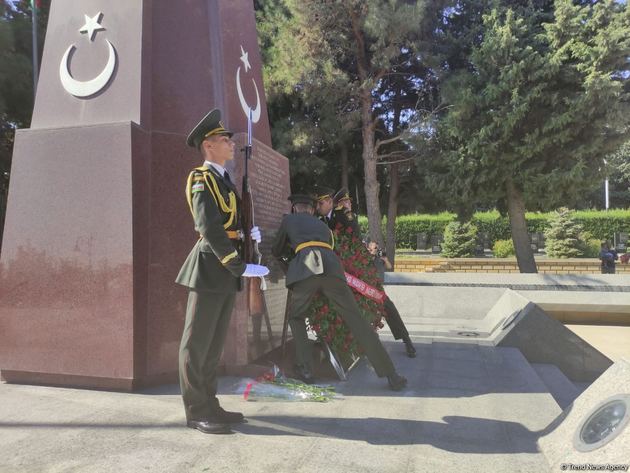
[0,414,552,454]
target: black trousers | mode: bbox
[383,297,410,341]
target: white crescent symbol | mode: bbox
[236,66,261,123]
[59,39,117,98]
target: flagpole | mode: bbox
[31,0,39,99]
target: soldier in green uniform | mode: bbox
[332,187,361,235]
[272,193,407,391]
[176,108,269,435]
[314,186,361,236]
[321,186,417,358]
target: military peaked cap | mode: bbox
[186,108,233,149]
[333,187,352,205]
[312,186,335,202]
[288,193,316,206]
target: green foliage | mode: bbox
[580,140,630,209]
[582,237,601,259]
[606,141,630,208]
[441,221,478,257]
[360,209,630,250]
[415,0,630,270]
[493,239,515,258]
[257,0,430,225]
[544,208,586,258]
[573,209,629,240]
[1,1,50,245]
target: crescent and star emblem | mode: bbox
[59,12,117,98]
[236,45,261,123]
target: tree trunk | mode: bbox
[340,142,349,190]
[385,82,403,269]
[506,177,537,273]
[361,93,383,246]
[348,7,383,246]
[386,162,399,268]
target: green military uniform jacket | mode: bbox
[272,213,345,287]
[175,166,246,293]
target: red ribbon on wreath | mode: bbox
[344,272,386,303]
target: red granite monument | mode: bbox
[0,0,290,390]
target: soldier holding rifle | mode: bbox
[176,108,269,435]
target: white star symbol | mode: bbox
[79,12,105,42]
[239,45,251,72]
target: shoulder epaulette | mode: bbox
[185,166,236,229]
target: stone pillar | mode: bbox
[0,0,288,390]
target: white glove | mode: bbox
[242,263,269,278]
[250,226,262,244]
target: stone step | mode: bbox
[531,363,581,409]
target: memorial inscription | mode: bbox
[229,134,291,361]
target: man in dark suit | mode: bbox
[176,108,269,434]
[272,193,407,391]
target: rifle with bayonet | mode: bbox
[241,110,274,345]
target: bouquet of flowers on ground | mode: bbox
[240,365,340,402]
[306,223,386,356]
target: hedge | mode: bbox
[359,209,630,249]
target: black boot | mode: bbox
[212,405,245,423]
[186,418,232,434]
[403,336,416,358]
[207,398,245,423]
[387,372,407,391]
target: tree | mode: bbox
[258,0,428,246]
[0,0,49,249]
[606,141,630,209]
[544,207,585,258]
[423,0,630,272]
[579,140,630,209]
[441,221,478,257]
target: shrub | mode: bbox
[493,239,515,258]
[582,238,602,258]
[544,208,585,258]
[441,221,478,257]
[359,209,630,252]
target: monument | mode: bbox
[0,0,290,390]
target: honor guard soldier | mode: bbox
[314,186,360,237]
[318,186,416,358]
[332,187,361,235]
[176,108,269,435]
[313,186,336,227]
[272,193,407,391]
